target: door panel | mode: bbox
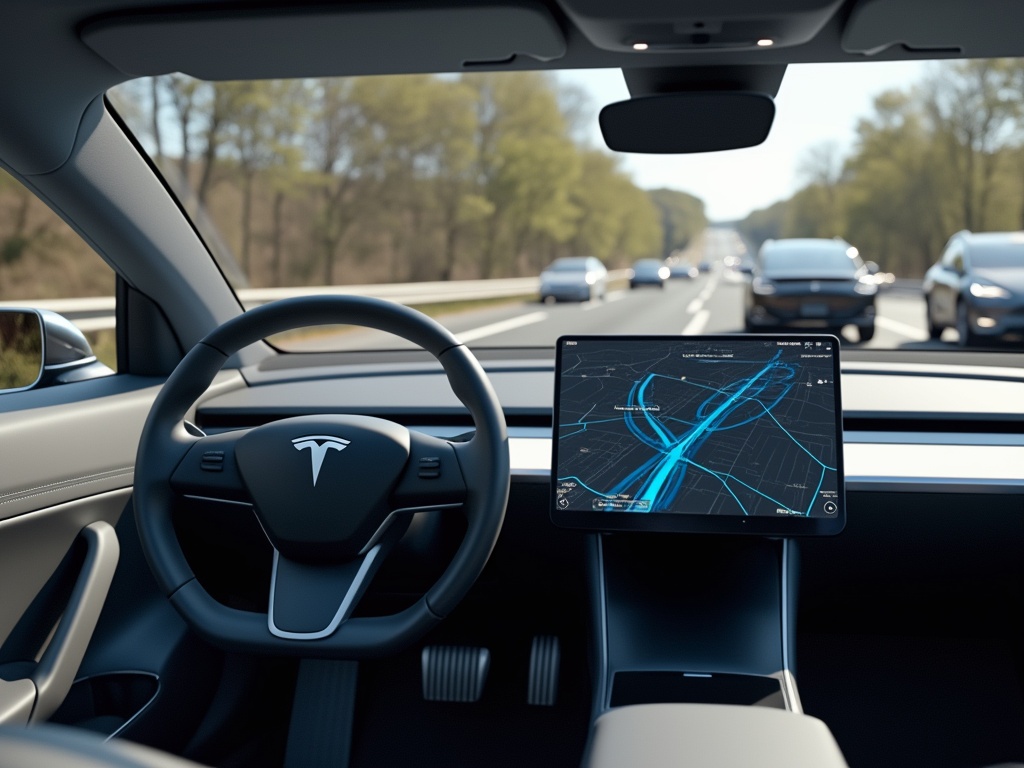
[0,493,125,724]
[0,377,159,520]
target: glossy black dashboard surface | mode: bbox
[195,348,1024,495]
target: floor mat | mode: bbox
[798,634,1024,768]
[351,627,590,767]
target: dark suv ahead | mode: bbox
[744,238,878,342]
[923,231,1024,346]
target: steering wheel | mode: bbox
[133,296,510,657]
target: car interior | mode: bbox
[1,1,1023,767]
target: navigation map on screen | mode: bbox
[552,336,843,532]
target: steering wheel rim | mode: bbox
[134,295,510,657]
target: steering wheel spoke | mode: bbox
[389,431,468,512]
[169,430,253,505]
[268,513,410,640]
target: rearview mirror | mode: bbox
[0,308,114,393]
[599,92,775,154]
[0,310,44,391]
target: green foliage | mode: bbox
[104,71,691,286]
[740,59,1024,277]
[648,188,708,257]
[0,311,42,389]
[0,168,114,301]
[1,234,28,265]
[737,200,788,247]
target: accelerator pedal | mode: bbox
[421,645,490,703]
[528,635,560,706]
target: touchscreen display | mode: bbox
[551,335,844,536]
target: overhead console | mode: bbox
[557,0,844,52]
[551,335,845,536]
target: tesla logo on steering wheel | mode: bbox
[291,435,350,487]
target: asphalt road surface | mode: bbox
[286,228,954,353]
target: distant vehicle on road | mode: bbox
[629,259,670,288]
[667,260,699,279]
[923,231,1024,346]
[744,238,878,342]
[697,260,713,273]
[539,256,608,302]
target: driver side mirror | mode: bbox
[0,308,113,393]
[0,310,43,391]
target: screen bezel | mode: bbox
[550,334,846,537]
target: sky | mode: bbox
[557,60,929,222]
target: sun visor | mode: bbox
[843,0,1024,57]
[599,92,775,154]
[81,3,566,79]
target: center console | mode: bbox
[591,534,799,715]
[550,335,849,765]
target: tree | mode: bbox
[648,188,708,257]
[738,199,788,247]
[162,74,202,193]
[261,81,310,285]
[462,72,581,277]
[306,78,369,285]
[794,141,845,237]
[216,79,307,280]
[922,59,1020,231]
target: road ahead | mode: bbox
[290,228,948,352]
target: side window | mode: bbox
[0,169,117,374]
[942,242,964,273]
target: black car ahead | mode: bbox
[744,238,878,342]
[923,231,1024,346]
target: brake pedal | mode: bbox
[528,635,560,706]
[421,645,490,703]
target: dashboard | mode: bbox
[194,348,1024,497]
[186,345,1024,766]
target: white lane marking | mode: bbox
[457,311,548,343]
[681,309,710,336]
[698,271,721,302]
[874,316,929,342]
[686,298,703,314]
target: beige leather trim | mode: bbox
[0,490,129,650]
[587,704,849,768]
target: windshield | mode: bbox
[972,243,1024,269]
[545,259,593,273]
[106,59,1024,353]
[763,245,860,276]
